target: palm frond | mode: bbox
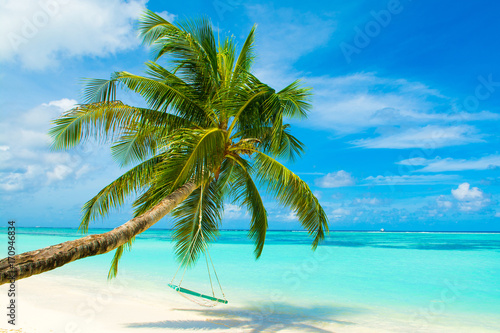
[168,128,227,191]
[233,25,256,81]
[81,76,119,104]
[132,128,226,217]
[180,17,219,86]
[80,154,165,232]
[276,125,305,161]
[110,110,195,166]
[214,157,237,191]
[217,36,236,86]
[268,122,305,161]
[111,126,158,166]
[107,237,134,279]
[116,71,217,126]
[231,161,268,258]
[276,80,312,119]
[139,11,220,99]
[171,180,223,266]
[143,61,219,124]
[50,101,183,150]
[253,151,329,248]
[228,85,275,135]
[138,10,175,47]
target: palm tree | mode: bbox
[0,11,328,284]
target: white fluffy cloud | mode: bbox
[397,157,431,166]
[452,183,483,201]
[0,99,91,191]
[224,203,243,219]
[300,73,499,134]
[451,183,491,212]
[436,196,453,210]
[351,197,381,206]
[253,69,497,149]
[315,170,355,188]
[0,0,150,69]
[399,155,500,173]
[351,125,484,149]
[269,209,299,222]
[364,174,458,185]
[316,171,460,187]
[332,208,351,219]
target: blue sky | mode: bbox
[0,0,499,231]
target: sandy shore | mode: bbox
[1,273,345,333]
[1,273,498,333]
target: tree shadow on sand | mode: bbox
[125,302,364,332]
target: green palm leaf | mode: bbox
[116,72,216,126]
[253,151,329,248]
[108,237,134,279]
[131,128,226,217]
[231,160,268,258]
[50,101,186,149]
[80,153,166,232]
[232,25,256,81]
[171,180,223,266]
[276,80,312,119]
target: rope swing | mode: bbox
[168,184,228,307]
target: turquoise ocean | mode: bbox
[2,228,500,332]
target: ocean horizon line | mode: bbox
[3,226,500,234]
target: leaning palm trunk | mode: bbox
[0,182,197,285]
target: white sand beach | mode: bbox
[1,272,499,333]
[1,274,361,333]
[2,273,341,333]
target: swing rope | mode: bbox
[169,183,227,306]
[205,247,215,297]
[205,241,226,300]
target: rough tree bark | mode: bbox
[0,182,197,285]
